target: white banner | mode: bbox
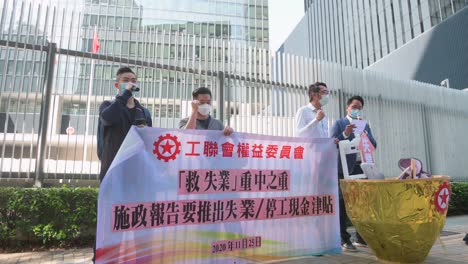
[96,127,340,263]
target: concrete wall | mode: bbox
[366,7,468,90]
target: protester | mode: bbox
[331,95,377,251]
[295,82,330,138]
[179,87,233,136]
[97,67,152,182]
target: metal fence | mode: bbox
[1,0,468,186]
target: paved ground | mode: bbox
[1,215,467,264]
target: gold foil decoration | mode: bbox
[340,176,451,263]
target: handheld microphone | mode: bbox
[129,83,140,92]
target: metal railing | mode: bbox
[1,0,468,186]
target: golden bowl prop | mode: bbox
[340,176,451,263]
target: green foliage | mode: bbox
[448,182,468,216]
[0,187,98,248]
[0,182,466,249]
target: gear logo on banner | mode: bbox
[153,134,181,162]
[434,182,451,214]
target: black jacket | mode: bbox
[98,90,152,181]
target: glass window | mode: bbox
[222,25,229,37]
[201,47,206,58]
[163,44,170,58]
[115,17,123,29]
[256,29,263,41]
[156,45,161,58]
[148,43,154,57]
[170,45,175,58]
[209,24,215,37]
[256,6,263,18]
[138,43,143,56]
[122,41,129,54]
[145,68,154,81]
[99,16,106,27]
[114,40,121,54]
[131,18,139,30]
[249,27,256,41]
[95,64,103,78]
[106,40,113,53]
[201,23,207,36]
[90,15,98,27]
[179,24,186,33]
[79,63,90,77]
[123,18,131,30]
[215,24,222,37]
[194,24,201,36]
[187,22,194,35]
[106,16,114,27]
[15,61,23,75]
[249,5,256,18]
[155,69,161,80]
[130,42,137,55]
[34,62,42,75]
[83,14,89,27]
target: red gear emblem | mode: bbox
[434,182,451,214]
[153,134,181,162]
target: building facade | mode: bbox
[282,0,467,74]
[0,0,270,175]
[0,0,270,135]
[366,6,468,90]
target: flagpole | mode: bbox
[83,25,97,163]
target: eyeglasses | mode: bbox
[319,90,329,95]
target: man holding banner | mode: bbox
[331,95,377,251]
[95,113,341,262]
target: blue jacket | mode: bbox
[98,90,152,181]
[331,117,377,175]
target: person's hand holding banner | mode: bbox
[95,127,340,263]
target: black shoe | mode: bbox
[353,236,368,247]
[341,240,357,252]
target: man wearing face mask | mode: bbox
[295,82,330,138]
[97,67,152,182]
[179,87,234,136]
[331,95,377,251]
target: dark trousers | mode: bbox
[338,171,363,243]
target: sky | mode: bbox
[268,0,304,51]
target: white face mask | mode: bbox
[319,95,330,106]
[198,104,211,116]
[350,109,363,119]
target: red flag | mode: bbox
[92,29,100,54]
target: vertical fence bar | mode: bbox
[217,71,224,124]
[34,42,56,187]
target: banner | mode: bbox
[96,127,340,263]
